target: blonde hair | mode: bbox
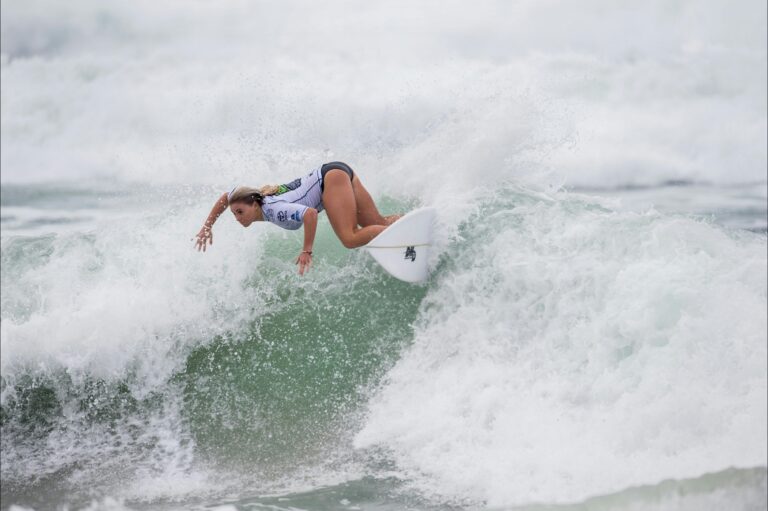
[227,184,282,205]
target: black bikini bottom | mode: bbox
[320,161,355,192]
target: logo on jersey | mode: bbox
[277,210,287,222]
[290,211,302,222]
[404,246,416,262]
[286,178,302,191]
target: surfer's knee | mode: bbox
[338,226,369,249]
[339,234,358,249]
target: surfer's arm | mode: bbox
[195,192,228,252]
[296,207,318,275]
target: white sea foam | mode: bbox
[1,0,765,190]
[0,197,267,387]
[355,192,768,505]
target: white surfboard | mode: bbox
[363,207,436,283]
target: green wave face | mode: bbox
[177,266,426,470]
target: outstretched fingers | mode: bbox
[195,228,213,252]
[295,252,312,275]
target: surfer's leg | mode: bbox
[352,176,401,227]
[322,170,386,248]
[351,176,386,227]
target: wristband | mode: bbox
[302,250,312,256]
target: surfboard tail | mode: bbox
[363,207,436,283]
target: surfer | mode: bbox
[194,162,400,275]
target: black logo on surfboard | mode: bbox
[404,246,416,262]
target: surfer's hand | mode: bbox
[195,226,213,252]
[295,251,312,275]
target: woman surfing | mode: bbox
[195,162,401,275]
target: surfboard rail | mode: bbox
[363,207,435,283]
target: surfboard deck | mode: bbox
[363,207,436,283]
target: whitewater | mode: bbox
[1,1,766,510]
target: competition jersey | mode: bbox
[258,166,324,230]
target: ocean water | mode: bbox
[1,1,766,510]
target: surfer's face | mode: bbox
[230,201,259,227]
